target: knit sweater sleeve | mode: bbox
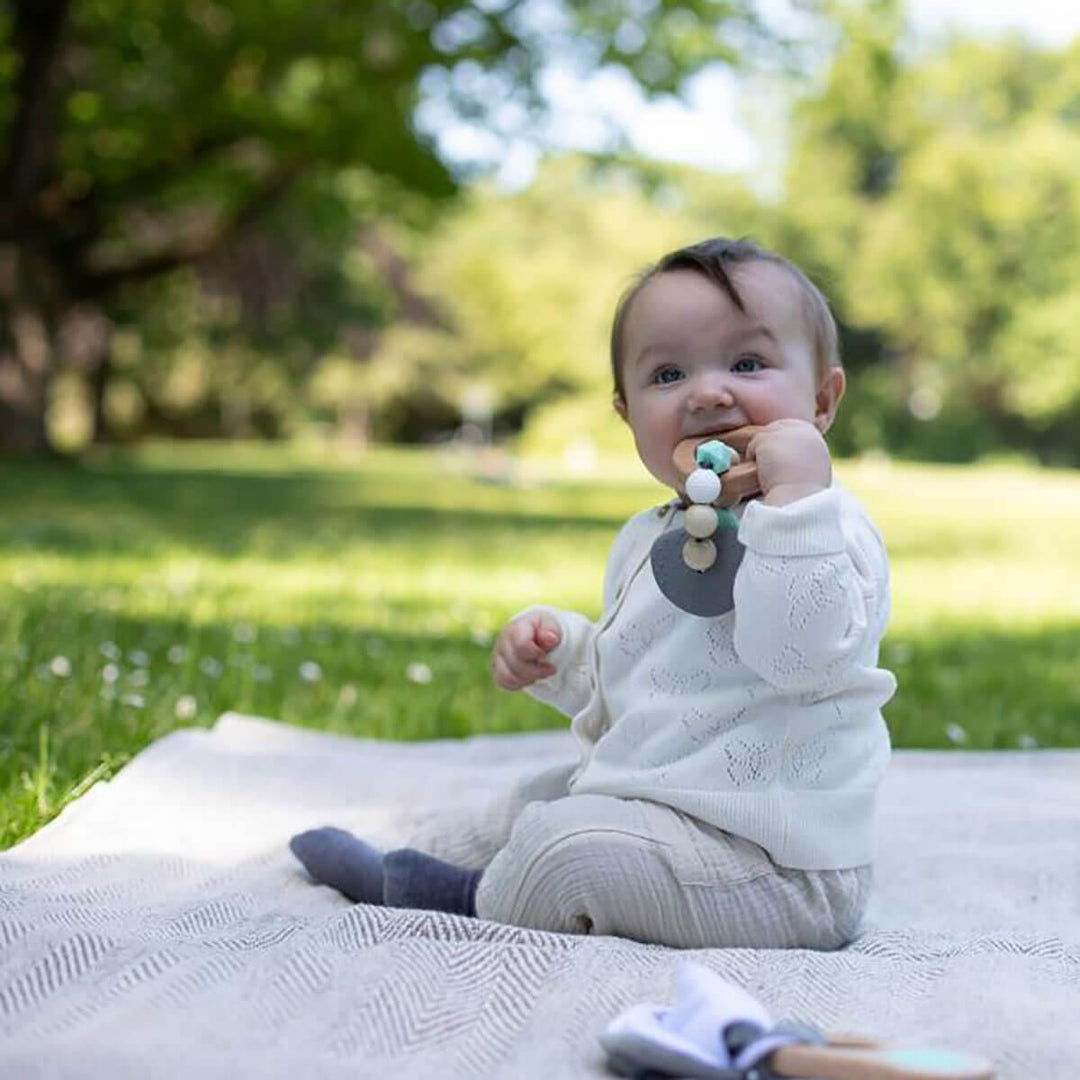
[522,508,658,718]
[732,487,892,693]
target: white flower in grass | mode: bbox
[945,723,968,745]
[48,656,72,678]
[129,668,150,688]
[469,627,492,647]
[337,684,359,708]
[252,664,272,683]
[174,695,198,720]
[1017,734,1039,750]
[99,641,121,661]
[129,650,150,668]
[406,662,433,685]
[299,661,323,684]
[101,663,120,684]
[121,694,145,709]
[232,623,257,644]
[200,657,224,679]
[168,645,188,664]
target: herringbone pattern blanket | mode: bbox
[1,714,1077,1079]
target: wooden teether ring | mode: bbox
[672,425,763,508]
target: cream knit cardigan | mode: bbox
[523,485,897,870]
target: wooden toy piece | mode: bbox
[684,504,719,538]
[672,425,763,507]
[682,537,717,571]
[770,1034,995,1080]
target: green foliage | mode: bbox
[2,0,773,453]
[9,2,1080,463]
[779,22,1080,461]
[362,154,779,444]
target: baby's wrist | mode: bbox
[762,480,828,507]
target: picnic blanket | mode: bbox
[1,713,1077,1079]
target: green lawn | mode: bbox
[2,442,1078,849]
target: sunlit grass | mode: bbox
[2,442,1078,849]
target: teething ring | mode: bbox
[673,425,763,508]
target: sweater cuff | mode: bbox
[738,487,846,557]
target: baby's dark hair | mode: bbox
[609,237,841,405]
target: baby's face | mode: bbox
[617,261,835,491]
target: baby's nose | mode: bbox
[687,371,735,410]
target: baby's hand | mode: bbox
[748,419,832,507]
[492,612,561,690]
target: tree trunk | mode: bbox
[0,0,74,454]
[0,347,52,454]
[63,305,115,446]
[0,245,55,454]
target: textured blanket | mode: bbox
[1,714,1077,1079]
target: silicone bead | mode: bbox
[694,440,736,473]
[685,468,722,504]
[684,504,719,538]
[682,537,717,571]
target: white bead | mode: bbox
[682,537,717,571]
[684,504,718,538]
[685,468,721,504]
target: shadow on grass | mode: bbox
[0,459,631,561]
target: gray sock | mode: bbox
[289,826,385,904]
[383,848,482,916]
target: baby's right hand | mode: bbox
[492,612,562,691]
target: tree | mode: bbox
[348,152,770,445]
[846,38,1080,459]
[0,0,767,454]
[776,13,1080,461]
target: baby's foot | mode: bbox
[289,826,385,904]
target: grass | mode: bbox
[2,442,1078,849]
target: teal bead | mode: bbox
[694,439,735,473]
[882,1048,985,1074]
[716,507,740,532]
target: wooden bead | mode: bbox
[685,468,722,504]
[684,504,718,538]
[682,537,717,571]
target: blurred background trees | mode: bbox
[2,0,1079,464]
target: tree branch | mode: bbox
[82,160,305,296]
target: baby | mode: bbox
[291,236,897,950]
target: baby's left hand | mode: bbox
[747,419,832,507]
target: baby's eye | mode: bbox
[651,365,684,385]
[732,355,763,373]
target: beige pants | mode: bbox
[408,762,871,951]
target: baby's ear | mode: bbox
[613,393,628,422]
[814,367,846,433]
